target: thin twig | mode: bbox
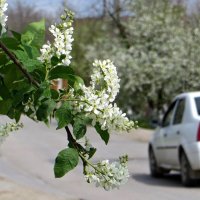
[65,126,75,142]
[107,9,131,48]
[0,41,40,88]
[65,126,86,151]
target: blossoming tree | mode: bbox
[85,0,200,121]
[0,0,137,190]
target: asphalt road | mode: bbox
[0,117,200,200]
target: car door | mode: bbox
[154,100,177,165]
[164,98,186,167]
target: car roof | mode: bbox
[175,91,200,100]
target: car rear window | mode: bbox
[195,97,200,115]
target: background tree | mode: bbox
[7,1,56,41]
[84,0,200,124]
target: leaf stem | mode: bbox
[65,126,86,151]
[0,41,40,88]
[78,152,109,181]
[64,126,109,180]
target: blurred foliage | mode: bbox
[7,1,55,41]
[82,0,200,122]
[71,18,105,85]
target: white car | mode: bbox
[148,92,200,186]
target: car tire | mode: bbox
[180,152,194,187]
[149,147,163,177]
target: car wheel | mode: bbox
[149,147,163,177]
[180,152,194,186]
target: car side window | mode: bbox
[173,98,185,125]
[162,101,177,127]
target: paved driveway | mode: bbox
[0,117,200,200]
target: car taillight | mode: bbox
[197,124,200,141]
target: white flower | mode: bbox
[84,155,129,190]
[38,11,74,67]
[69,59,137,132]
[0,122,23,145]
[0,122,23,137]
[91,60,120,102]
[0,0,8,35]
[38,42,52,64]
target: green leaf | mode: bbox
[14,111,21,122]
[55,102,72,129]
[11,31,21,41]
[3,64,24,89]
[31,68,46,82]
[51,89,59,100]
[22,19,45,49]
[24,59,42,72]
[0,37,20,50]
[49,65,75,80]
[12,86,34,106]
[73,118,87,140]
[34,83,51,103]
[22,45,40,59]
[0,52,9,66]
[49,66,84,88]
[36,99,56,122]
[54,148,79,178]
[7,107,22,122]
[13,50,42,72]
[73,76,84,91]
[95,123,110,145]
[21,31,34,45]
[88,147,97,159]
[51,56,60,67]
[0,81,11,99]
[0,99,13,115]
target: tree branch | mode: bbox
[107,9,131,48]
[65,126,76,143]
[65,126,86,152]
[0,41,40,88]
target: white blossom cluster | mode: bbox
[91,60,120,102]
[0,0,8,35]
[38,11,74,67]
[0,122,23,144]
[0,122,23,137]
[85,155,129,190]
[70,59,137,132]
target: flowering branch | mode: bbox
[0,0,137,191]
[64,126,129,191]
[38,9,74,67]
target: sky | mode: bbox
[7,0,101,17]
[7,0,199,17]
